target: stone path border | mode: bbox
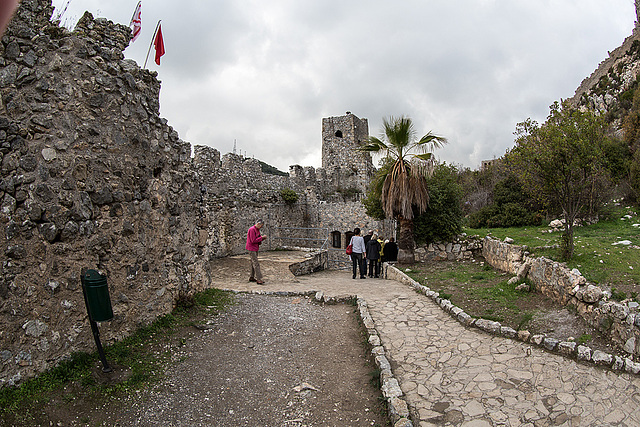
[214,254,640,425]
[385,264,640,376]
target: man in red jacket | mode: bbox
[246,219,267,284]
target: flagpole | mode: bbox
[143,20,161,69]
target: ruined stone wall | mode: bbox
[482,237,640,358]
[191,145,385,256]
[414,235,483,262]
[321,113,375,194]
[0,1,385,386]
[0,0,209,386]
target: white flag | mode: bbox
[130,1,141,42]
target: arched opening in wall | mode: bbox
[345,231,354,248]
[335,130,343,138]
[331,231,341,248]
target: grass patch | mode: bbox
[466,204,640,296]
[466,280,523,323]
[0,288,235,424]
[406,261,542,331]
[193,288,236,310]
[578,334,592,344]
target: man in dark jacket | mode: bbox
[383,237,398,263]
[365,234,381,277]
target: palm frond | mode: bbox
[381,160,429,220]
[415,133,448,152]
[359,136,387,153]
[409,156,435,179]
[413,153,434,161]
[372,115,445,220]
[384,116,413,151]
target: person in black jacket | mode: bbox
[363,230,373,273]
[383,237,398,263]
[365,234,381,277]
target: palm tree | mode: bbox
[360,116,447,264]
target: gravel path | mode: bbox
[37,251,640,426]
[104,293,388,426]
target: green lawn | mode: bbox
[465,204,640,298]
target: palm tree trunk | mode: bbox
[397,215,415,264]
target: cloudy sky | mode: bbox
[51,0,636,172]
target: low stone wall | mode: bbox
[482,237,640,358]
[414,235,483,262]
[288,250,328,276]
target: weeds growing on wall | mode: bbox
[280,188,299,205]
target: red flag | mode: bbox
[130,1,142,42]
[154,24,165,65]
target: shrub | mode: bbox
[466,176,543,228]
[280,188,299,205]
[362,188,385,220]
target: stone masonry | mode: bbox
[321,112,375,194]
[5,0,638,388]
[0,0,387,386]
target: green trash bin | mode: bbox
[81,269,114,322]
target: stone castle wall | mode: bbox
[0,0,210,386]
[0,0,384,386]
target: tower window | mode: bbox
[335,130,343,138]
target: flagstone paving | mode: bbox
[215,254,640,426]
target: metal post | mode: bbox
[88,317,112,373]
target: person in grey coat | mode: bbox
[349,227,367,279]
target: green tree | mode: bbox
[413,163,463,243]
[467,174,543,228]
[507,101,611,259]
[362,188,385,220]
[360,116,447,263]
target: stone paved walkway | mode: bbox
[214,254,640,426]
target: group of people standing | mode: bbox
[245,219,399,284]
[348,228,398,280]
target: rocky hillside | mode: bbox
[569,27,640,128]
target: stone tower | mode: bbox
[321,112,376,194]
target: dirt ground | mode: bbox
[9,292,389,427]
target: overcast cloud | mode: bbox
[51,0,636,172]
